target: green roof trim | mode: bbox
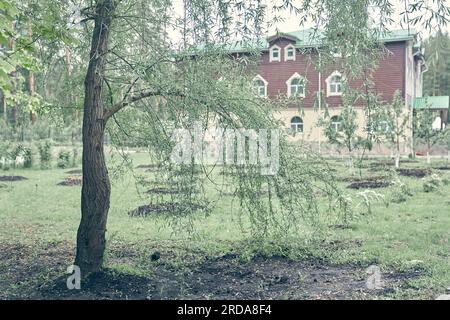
[190,28,417,55]
[229,28,416,52]
[286,28,417,47]
[414,96,450,110]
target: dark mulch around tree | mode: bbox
[0,176,28,182]
[338,176,386,183]
[0,241,428,300]
[57,176,82,186]
[435,166,450,171]
[35,249,424,300]
[396,168,431,178]
[345,176,391,189]
[347,180,391,189]
[65,169,82,175]
[40,269,152,300]
[128,202,207,217]
[145,187,199,195]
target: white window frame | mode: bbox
[330,116,342,132]
[252,74,268,98]
[286,72,306,98]
[326,71,344,97]
[284,44,296,61]
[290,116,304,134]
[269,45,281,62]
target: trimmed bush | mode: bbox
[57,150,71,169]
[23,147,33,168]
[38,140,52,169]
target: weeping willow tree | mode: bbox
[70,0,450,275]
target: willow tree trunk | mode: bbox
[75,0,115,275]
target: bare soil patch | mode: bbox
[128,202,207,217]
[37,252,422,300]
[435,166,450,171]
[338,175,386,183]
[396,168,431,178]
[0,241,425,300]
[0,175,28,182]
[347,180,391,189]
[145,187,199,195]
[57,176,82,186]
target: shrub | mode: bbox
[390,177,413,203]
[0,143,26,169]
[57,150,71,169]
[23,147,33,168]
[38,140,52,169]
[422,174,441,193]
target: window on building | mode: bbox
[326,71,343,96]
[290,116,304,133]
[253,75,268,98]
[330,116,342,132]
[285,45,296,61]
[286,73,306,98]
[270,45,281,62]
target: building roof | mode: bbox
[414,96,450,110]
[217,28,417,53]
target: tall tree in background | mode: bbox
[423,31,450,96]
[0,0,76,132]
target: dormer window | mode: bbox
[286,72,305,98]
[285,45,296,61]
[252,75,268,98]
[269,45,281,62]
[326,71,344,97]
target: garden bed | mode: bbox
[396,168,431,178]
[145,187,199,195]
[128,202,207,217]
[0,176,28,182]
[347,180,391,189]
[35,247,424,300]
[57,176,82,186]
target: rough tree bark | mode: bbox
[75,0,116,275]
[74,0,168,274]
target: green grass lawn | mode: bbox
[1,151,450,299]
